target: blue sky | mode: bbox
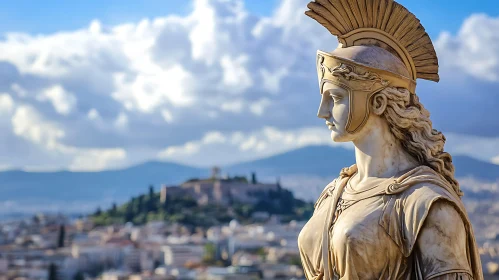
[2,0,499,37]
[0,0,498,171]
[0,1,276,35]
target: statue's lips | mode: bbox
[326,121,335,130]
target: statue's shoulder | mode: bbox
[380,166,467,257]
[394,181,457,207]
[384,165,460,203]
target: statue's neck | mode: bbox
[352,116,418,183]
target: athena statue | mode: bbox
[297,0,483,279]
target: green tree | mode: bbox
[124,203,134,223]
[288,255,302,266]
[48,263,58,280]
[73,272,84,280]
[154,260,162,269]
[88,175,313,227]
[227,189,234,206]
[279,189,295,214]
[137,195,144,213]
[110,203,117,215]
[256,247,266,262]
[203,243,217,264]
[148,185,157,212]
[149,185,155,198]
[251,172,257,184]
[57,224,65,248]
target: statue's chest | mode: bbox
[330,195,386,244]
[329,195,404,278]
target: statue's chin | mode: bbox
[330,131,349,143]
[331,126,358,143]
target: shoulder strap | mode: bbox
[321,175,350,280]
[314,164,357,210]
[314,179,337,210]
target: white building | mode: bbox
[162,244,204,267]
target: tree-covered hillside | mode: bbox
[90,185,314,228]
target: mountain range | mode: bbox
[1,145,498,215]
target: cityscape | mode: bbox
[0,169,310,280]
[1,168,499,279]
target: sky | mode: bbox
[0,0,499,171]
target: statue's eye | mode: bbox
[330,94,342,103]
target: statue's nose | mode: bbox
[317,96,330,119]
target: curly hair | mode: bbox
[372,87,462,196]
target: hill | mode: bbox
[0,145,498,214]
[90,185,314,228]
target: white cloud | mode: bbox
[89,20,102,34]
[158,126,352,166]
[0,94,15,114]
[219,98,271,115]
[188,0,247,65]
[189,0,219,64]
[158,131,227,159]
[69,148,127,171]
[10,105,128,171]
[220,55,253,92]
[112,65,193,113]
[37,85,77,115]
[249,98,271,116]
[0,164,13,171]
[444,132,499,164]
[87,108,101,121]
[0,0,498,171]
[203,131,227,144]
[12,105,65,149]
[436,14,499,81]
[260,68,289,94]
[11,84,27,98]
[0,0,334,170]
[220,99,244,113]
[158,142,201,158]
[161,109,174,123]
[114,112,129,129]
[239,136,265,151]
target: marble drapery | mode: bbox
[298,165,482,280]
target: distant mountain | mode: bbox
[227,146,499,180]
[0,161,208,214]
[226,145,355,178]
[0,145,498,215]
[452,155,499,181]
[226,145,499,201]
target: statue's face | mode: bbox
[317,82,355,142]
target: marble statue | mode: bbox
[297,0,484,279]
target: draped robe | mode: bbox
[298,165,483,280]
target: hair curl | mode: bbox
[372,87,462,196]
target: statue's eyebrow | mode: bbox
[325,88,346,96]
